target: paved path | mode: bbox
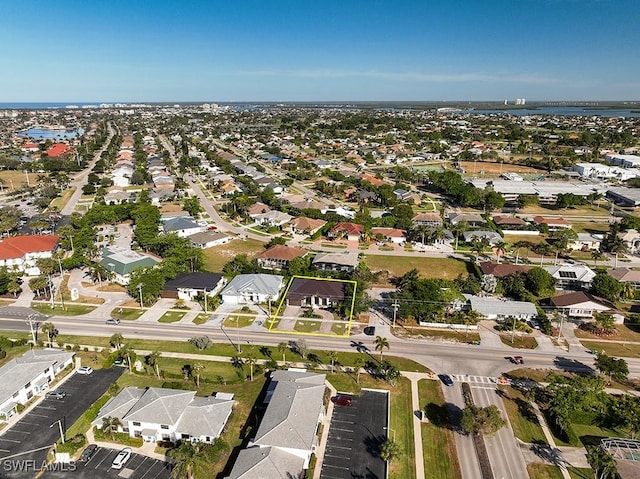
[404,372,426,479]
[531,402,572,479]
[13,278,35,307]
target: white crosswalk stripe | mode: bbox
[451,374,499,384]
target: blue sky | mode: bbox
[0,0,638,102]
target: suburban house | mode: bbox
[568,233,603,251]
[463,294,538,321]
[618,229,640,254]
[92,387,235,444]
[221,274,284,305]
[544,264,596,290]
[226,370,326,478]
[479,262,531,278]
[289,217,327,236]
[256,245,308,270]
[188,231,231,249]
[286,278,346,308]
[608,267,640,290]
[463,230,503,246]
[371,227,406,245]
[0,235,60,275]
[492,215,532,232]
[161,272,226,300]
[100,246,159,285]
[545,291,611,319]
[247,203,271,218]
[532,216,572,231]
[448,212,486,227]
[162,217,203,238]
[0,349,74,420]
[412,213,443,227]
[312,252,359,273]
[328,222,364,242]
[253,210,293,227]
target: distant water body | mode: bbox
[459,106,640,118]
[18,127,84,140]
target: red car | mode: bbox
[331,394,352,406]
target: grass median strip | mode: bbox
[498,386,546,444]
[418,379,462,479]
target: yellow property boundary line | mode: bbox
[268,275,357,338]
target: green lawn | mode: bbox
[581,340,640,359]
[331,322,349,335]
[202,238,265,272]
[363,255,469,281]
[499,334,538,349]
[158,311,186,323]
[192,314,210,325]
[568,467,595,479]
[294,320,321,333]
[111,308,145,321]
[31,303,97,316]
[223,310,258,328]
[498,386,546,444]
[418,379,462,479]
[575,323,640,343]
[527,464,564,479]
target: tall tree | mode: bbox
[586,446,617,479]
[192,362,205,388]
[277,342,288,363]
[594,353,629,384]
[102,416,122,440]
[379,438,402,462]
[353,356,365,384]
[168,441,199,479]
[41,322,57,347]
[146,350,161,378]
[374,336,390,360]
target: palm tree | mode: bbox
[494,241,507,263]
[620,282,636,301]
[353,356,365,384]
[41,322,56,347]
[168,441,199,479]
[587,446,617,479]
[245,354,257,381]
[470,238,485,262]
[379,437,402,462]
[452,220,469,250]
[146,350,161,378]
[102,416,122,440]
[7,279,20,297]
[109,333,124,350]
[329,351,338,373]
[192,362,205,388]
[119,345,135,372]
[277,342,288,363]
[591,249,604,267]
[374,336,390,360]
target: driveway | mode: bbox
[320,390,387,479]
[0,368,124,479]
[42,446,171,479]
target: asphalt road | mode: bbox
[320,390,387,479]
[0,368,124,479]
[472,386,528,479]
[2,312,639,381]
[441,383,482,479]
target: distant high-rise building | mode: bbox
[515,98,526,105]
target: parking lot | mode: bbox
[320,390,387,479]
[43,446,172,479]
[0,368,124,479]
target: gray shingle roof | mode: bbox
[163,217,200,232]
[225,446,305,479]
[175,396,235,438]
[253,371,326,451]
[91,387,145,425]
[221,274,284,298]
[0,349,74,409]
[312,252,359,268]
[124,387,195,425]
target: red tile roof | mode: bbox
[46,143,69,157]
[330,222,364,236]
[0,235,60,260]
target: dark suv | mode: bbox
[78,444,98,463]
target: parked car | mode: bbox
[78,444,98,463]
[438,374,454,387]
[363,326,376,336]
[509,356,524,365]
[111,447,132,470]
[77,366,93,375]
[331,394,352,406]
[105,318,120,325]
[45,389,66,399]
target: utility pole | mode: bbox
[48,275,55,309]
[392,299,399,327]
[557,311,565,340]
[237,315,242,354]
[50,419,65,444]
[57,257,65,309]
[137,283,144,309]
[27,313,37,345]
[511,316,517,344]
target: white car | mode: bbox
[77,366,93,375]
[111,447,132,470]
